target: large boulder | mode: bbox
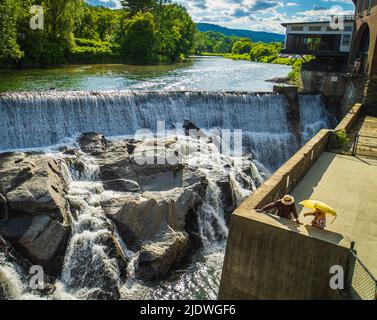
[0,152,71,276]
[135,232,190,281]
[101,176,206,281]
[0,215,70,276]
[78,132,108,155]
[101,186,204,248]
[0,152,70,222]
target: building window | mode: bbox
[291,26,303,31]
[342,34,351,46]
[344,26,353,32]
[309,26,322,31]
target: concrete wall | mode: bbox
[301,71,349,97]
[219,211,351,300]
[218,105,362,300]
[300,70,364,118]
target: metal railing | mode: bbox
[327,132,377,159]
[353,134,377,158]
[347,245,377,300]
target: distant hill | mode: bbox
[196,23,285,43]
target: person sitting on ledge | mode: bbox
[304,209,327,230]
[256,195,303,225]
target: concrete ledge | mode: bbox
[335,103,362,132]
[219,210,351,300]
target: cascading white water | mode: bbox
[117,134,254,300]
[0,91,332,171]
[0,252,44,300]
[0,254,26,300]
[299,94,335,143]
[56,155,127,300]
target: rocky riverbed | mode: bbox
[0,129,263,300]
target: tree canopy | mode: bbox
[0,0,196,68]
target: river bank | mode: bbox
[198,53,303,85]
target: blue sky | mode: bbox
[86,0,355,33]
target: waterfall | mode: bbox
[0,254,26,300]
[0,251,43,300]
[0,91,332,171]
[299,94,335,143]
[56,155,127,300]
[0,90,335,300]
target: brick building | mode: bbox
[349,0,377,110]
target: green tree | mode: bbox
[0,0,24,67]
[121,12,157,64]
[192,31,237,54]
[43,0,84,41]
[156,4,196,62]
[74,4,99,39]
[121,0,157,16]
[232,38,253,54]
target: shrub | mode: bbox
[69,38,120,63]
[335,129,350,147]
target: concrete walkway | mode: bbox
[357,116,377,158]
[292,152,377,276]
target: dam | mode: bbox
[0,91,335,299]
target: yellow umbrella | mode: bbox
[299,200,338,223]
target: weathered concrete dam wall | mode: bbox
[300,70,365,119]
[218,104,362,300]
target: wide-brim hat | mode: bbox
[282,195,295,206]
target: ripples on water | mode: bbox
[0,56,291,93]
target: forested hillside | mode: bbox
[196,23,285,43]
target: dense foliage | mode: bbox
[121,12,157,64]
[192,31,238,54]
[0,0,303,80]
[0,0,24,67]
[0,0,196,68]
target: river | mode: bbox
[0,56,291,92]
